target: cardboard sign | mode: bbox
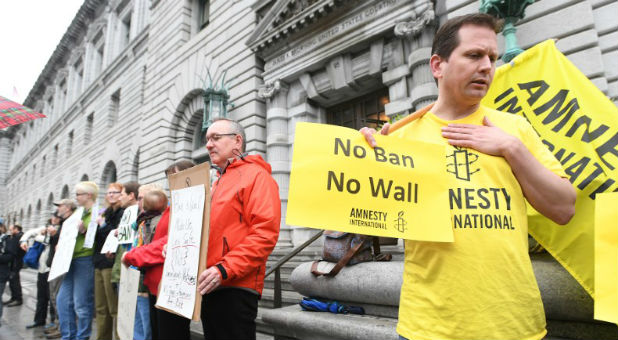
[83,203,99,248]
[156,162,211,321]
[48,207,84,281]
[117,205,138,244]
[287,122,453,242]
[117,265,141,340]
[100,232,119,254]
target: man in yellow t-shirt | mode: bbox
[361,13,576,340]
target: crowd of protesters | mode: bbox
[0,118,282,340]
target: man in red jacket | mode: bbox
[197,118,281,340]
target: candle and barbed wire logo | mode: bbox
[446,147,480,181]
[393,211,407,233]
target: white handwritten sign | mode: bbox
[117,205,138,244]
[100,231,119,254]
[156,185,205,319]
[117,265,140,340]
[48,207,84,281]
[83,203,99,249]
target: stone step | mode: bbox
[261,305,617,340]
[263,276,294,291]
[259,287,304,309]
[261,304,398,340]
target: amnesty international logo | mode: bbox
[393,211,407,233]
[446,147,480,181]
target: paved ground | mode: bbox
[0,268,273,340]
[0,268,45,340]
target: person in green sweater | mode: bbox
[56,181,98,340]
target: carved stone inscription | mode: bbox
[265,0,400,70]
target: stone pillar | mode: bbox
[103,9,116,68]
[0,135,11,219]
[394,0,438,111]
[133,0,149,37]
[382,38,412,118]
[287,91,324,249]
[407,27,437,110]
[259,80,293,248]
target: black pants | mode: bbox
[8,268,22,302]
[154,294,191,340]
[34,272,53,324]
[201,288,258,340]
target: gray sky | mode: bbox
[0,0,84,104]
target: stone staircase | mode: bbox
[261,252,618,340]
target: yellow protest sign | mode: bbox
[594,192,618,325]
[287,122,453,242]
[482,39,618,296]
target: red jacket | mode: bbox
[124,207,169,295]
[209,155,280,295]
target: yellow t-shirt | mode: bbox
[392,105,566,340]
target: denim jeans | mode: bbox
[57,256,94,340]
[134,295,152,340]
[0,274,9,321]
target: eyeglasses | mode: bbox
[206,133,237,143]
[75,193,88,197]
[106,191,121,195]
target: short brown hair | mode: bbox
[164,160,196,176]
[431,13,502,60]
[143,190,168,212]
[123,182,140,201]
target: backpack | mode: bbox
[310,231,392,277]
[23,241,45,269]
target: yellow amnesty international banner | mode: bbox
[287,122,453,242]
[482,39,618,296]
[594,192,618,325]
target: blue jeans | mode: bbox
[57,256,94,340]
[134,295,152,340]
[0,274,9,321]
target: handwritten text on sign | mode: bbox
[117,205,138,244]
[286,123,453,242]
[156,185,205,319]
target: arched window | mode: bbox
[130,150,140,182]
[47,193,55,218]
[101,161,117,189]
[61,185,70,199]
[26,205,32,229]
[35,200,42,228]
[81,174,89,181]
[192,110,209,164]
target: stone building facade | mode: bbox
[1,0,617,249]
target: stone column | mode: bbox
[0,135,11,219]
[132,0,150,37]
[103,9,116,68]
[286,85,324,250]
[394,0,438,111]
[259,80,293,248]
[406,27,437,110]
[382,37,412,118]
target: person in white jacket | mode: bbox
[20,218,56,329]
